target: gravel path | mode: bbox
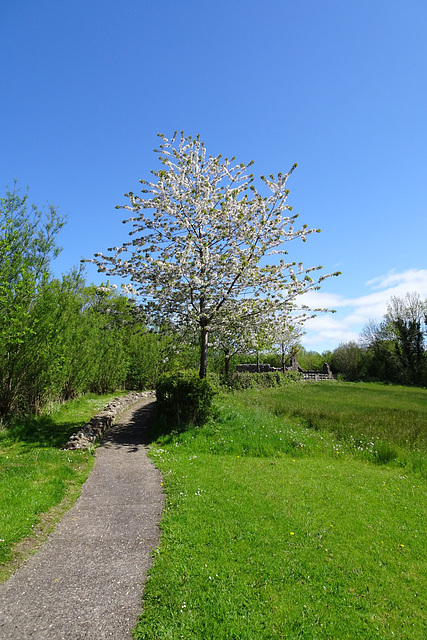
[0,398,163,639]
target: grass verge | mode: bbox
[0,392,124,582]
[134,382,427,639]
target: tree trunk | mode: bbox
[199,325,209,379]
[224,350,230,377]
[256,350,260,373]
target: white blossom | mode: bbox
[88,132,340,376]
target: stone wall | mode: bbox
[235,363,279,373]
[65,390,155,450]
[234,360,334,380]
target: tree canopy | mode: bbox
[90,132,339,377]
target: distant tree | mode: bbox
[359,319,391,380]
[384,293,426,385]
[296,347,329,371]
[330,341,368,380]
[89,132,339,378]
[210,299,273,375]
[268,314,305,373]
[360,292,427,385]
[211,309,250,377]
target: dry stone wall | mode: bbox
[235,359,334,380]
[235,363,279,373]
[65,390,155,450]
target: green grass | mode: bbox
[0,392,123,581]
[157,381,427,473]
[134,382,427,639]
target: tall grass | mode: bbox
[163,382,427,473]
[237,381,427,472]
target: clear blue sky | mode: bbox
[1,0,426,352]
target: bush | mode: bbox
[155,371,218,430]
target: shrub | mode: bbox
[155,371,218,430]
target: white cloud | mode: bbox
[300,269,427,353]
[295,290,348,309]
[366,269,427,291]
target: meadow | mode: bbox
[0,393,121,581]
[134,381,427,639]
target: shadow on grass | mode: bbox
[1,415,85,449]
[2,399,158,452]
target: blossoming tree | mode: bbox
[89,132,339,378]
[267,313,306,373]
[210,299,273,376]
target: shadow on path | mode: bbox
[103,401,156,450]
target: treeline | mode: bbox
[2,184,425,423]
[0,184,192,422]
[329,292,427,386]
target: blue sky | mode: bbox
[1,0,426,353]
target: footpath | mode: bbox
[0,397,164,640]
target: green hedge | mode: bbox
[155,371,218,430]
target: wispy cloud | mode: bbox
[300,269,427,352]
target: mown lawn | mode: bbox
[134,382,427,639]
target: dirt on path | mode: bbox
[0,398,164,639]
